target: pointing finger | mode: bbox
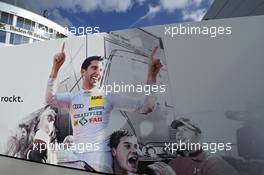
[61,42,65,53]
[151,46,158,59]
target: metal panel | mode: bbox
[203,0,264,20]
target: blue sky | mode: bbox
[2,0,214,33]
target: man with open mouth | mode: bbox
[110,130,139,174]
[110,130,176,175]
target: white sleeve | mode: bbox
[45,78,71,111]
[106,93,156,114]
[34,129,50,145]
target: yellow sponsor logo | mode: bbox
[90,96,104,107]
[74,120,79,126]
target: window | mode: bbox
[0,12,8,23]
[14,34,22,45]
[38,24,43,29]
[49,28,53,34]
[0,12,13,25]
[24,19,31,30]
[16,16,35,31]
[0,30,6,43]
[39,24,49,35]
[10,33,30,45]
[22,36,29,44]
[38,24,48,31]
[31,21,35,31]
[9,14,13,25]
[10,33,14,44]
[16,16,24,28]
[38,24,50,38]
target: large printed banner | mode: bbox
[0,16,264,175]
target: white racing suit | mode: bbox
[45,78,156,172]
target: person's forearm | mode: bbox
[147,46,162,85]
[45,78,55,106]
[147,72,156,85]
[50,42,65,78]
[50,66,59,79]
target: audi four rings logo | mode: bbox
[73,104,84,109]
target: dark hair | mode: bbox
[18,123,30,134]
[110,130,134,149]
[81,56,103,70]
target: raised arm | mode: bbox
[106,46,163,114]
[147,46,163,85]
[45,42,70,110]
[50,42,65,79]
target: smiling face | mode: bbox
[81,60,103,90]
[112,136,139,174]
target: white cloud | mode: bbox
[159,0,204,12]
[75,0,133,12]
[182,8,207,21]
[133,0,206,25]
[157,0,208,22]
[194,0,203,6]
[51,9,73,27]
[2,0,211,27]
[141,5,161,20]
[136,0,146,6]
[1,0,139,26]
[131,0,207,27]
[129,5,161,28]
[2,0,135,13]
[160,0,189,12]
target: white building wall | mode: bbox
[0,1,70,46]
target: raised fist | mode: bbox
[50,42,65,78]
[147,46,163,84]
